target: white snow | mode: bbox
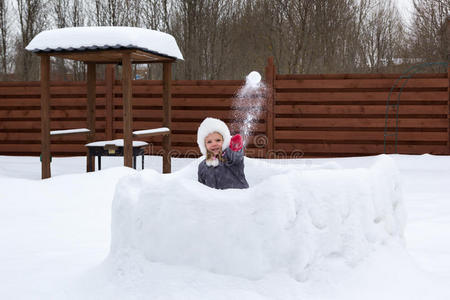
[133,127,170,135]
[50,128,90,135]
[26,26,184,60]
[85,139,148,147]
[0,154,449,299]
[110,155,405,281]
[246,71,262,88]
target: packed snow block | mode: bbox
[109,155,405,280]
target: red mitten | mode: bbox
[230,134,243,151]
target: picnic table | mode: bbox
[85,139,148,171]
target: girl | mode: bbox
[197,117,249,189]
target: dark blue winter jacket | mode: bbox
[198,148,249,189]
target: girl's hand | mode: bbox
[230,134,243,151]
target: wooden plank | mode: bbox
[114,121,267,132]
[172,80,243,86]
[0,80,106,87]
[115,110,266,122]
[275,143,448,155]
[274,118,448,128]
[112,97,258,107]
[0,143,110,153]
[0,81,41,87]
[126,80,243,86]
[0,98,106,107]
[143,133,266,144]
[0,98,40,106]
[0,132,40,140]
[275,78,448,89]
[121,53,133,168]
[275,91,448,101]
[112,109,256,120]
[275,104,448,115]
[116,79,243,86]
[0,120,106,130]
[0,132,106,141]
[52,98,106,106]
[47,48,173,63]
[0,109,107,118]
[276,73,447,80]
[0,85,107,95]
[113,85,241,95]
[40,55,51,179]
[275,130,448,142]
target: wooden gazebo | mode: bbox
[26,27,183,179]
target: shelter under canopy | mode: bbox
[26,26,183,179]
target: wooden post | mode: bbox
[105,64,114,140]
[447,17,450,154]
[122,53,133,168]
[264,57,276,158]
[40,55,51,179]
[162,62,172,173]
[86,63,96,172]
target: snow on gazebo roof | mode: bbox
[26,26,183,61]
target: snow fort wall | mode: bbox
[109,155,405,280]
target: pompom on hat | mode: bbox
[197,117,231,156]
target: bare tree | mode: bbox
[49,0,87,80]
[91,0,141,26]
[409,0,450,71]
[139,0,171,79]
[0,0,444,81]
[0,0,11,79]
[168,0,239,79]
[360,0,404,72]
[15,0,48,81]
[52,0,69,80]
[70,0,86,80]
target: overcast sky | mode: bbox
[395,0,414,24]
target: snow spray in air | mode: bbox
[231,71,267,147]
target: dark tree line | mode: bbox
[0,0,449,81]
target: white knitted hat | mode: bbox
[197,117,231,156]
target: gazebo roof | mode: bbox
[25,26,184,63]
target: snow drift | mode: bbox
[109,155,405,280]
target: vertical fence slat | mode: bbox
[105,64,114,140]
[265,57,275,156]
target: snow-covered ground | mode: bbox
[0,154,449,299]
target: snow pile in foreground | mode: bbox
[109,155,405,280]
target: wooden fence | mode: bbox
[0,59,449,158]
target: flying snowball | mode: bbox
[246,71,261,87]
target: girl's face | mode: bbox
[205,132,223,156]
